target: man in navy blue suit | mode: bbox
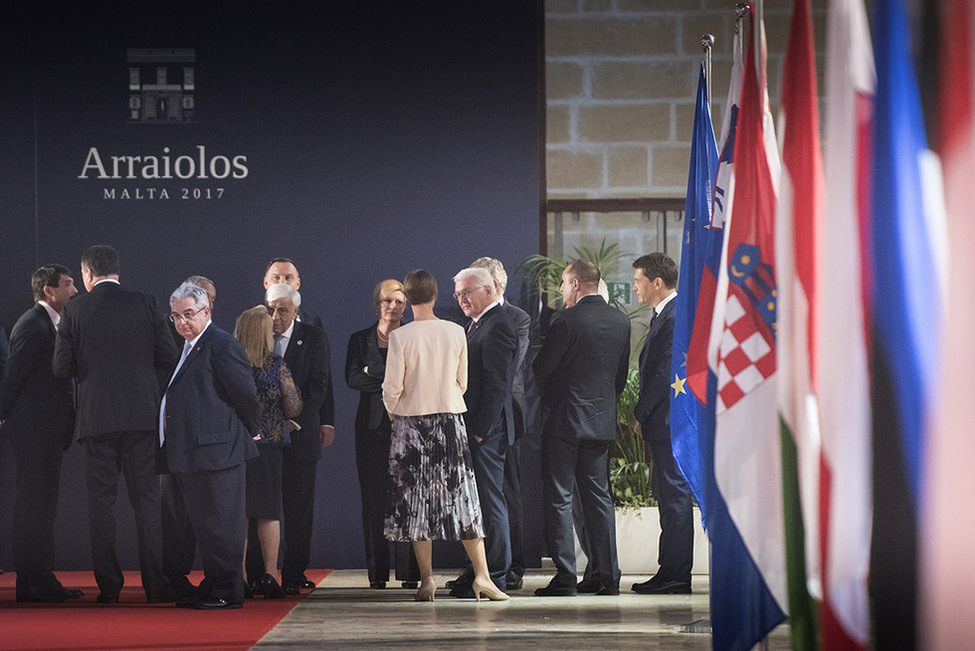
[449,267,517,596]
[630,253,693,595]
[161,283,260,609]
[0,264,82,602]
[533,260,630,597]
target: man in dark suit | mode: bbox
[161,283,260,609]
[471,257,531,590]
[630,253,693,595]
[265,282,334,594]
[533,260,630,597]
[448,267,517,596]
[160,275,217,599]
[53,245,178,604]
[0,264,82,602]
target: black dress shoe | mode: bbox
[369,580,386,589]
[534,578,577,597]
[444,568,474,590]
[631,578,691,594]
[258,574,287,599]
[448,585,475,599]
[63,588,85,599]
[576,579,600,594]
[299,578,316,590]
[16,586,69,603]
[96,593,120,604]
[283,584,301,595]
[505,571,523,590]
[401,581,418,589]
[596,586,620,596]
[194,597,243,610]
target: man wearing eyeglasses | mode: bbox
[160,283,260,609]
[53,245,179,604]
[448,267,517,597]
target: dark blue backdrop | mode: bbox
[0,1,540,571]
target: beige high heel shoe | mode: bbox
[472,576,509,602]
[414,576,437,602]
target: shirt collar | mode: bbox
[37,301,60,328]
[472,299,500,323]
[654,290,677,316]
[280,320,296,340]
[186,320,212,348]
[93,278,120,287]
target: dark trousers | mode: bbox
[541,435,619,590]
[12,431,64,589]
[176,464,246,603]
[160,472,196,587]
[502,438,525,577]
[355,425,419,584]
[281,449,318,586]
[469,432,511,589]
[81,430,167,598]
[646,426,694,582]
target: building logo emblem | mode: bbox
[127,48,195,122]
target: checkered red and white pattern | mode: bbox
[716,292,776,413]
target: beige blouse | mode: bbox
[382,319,468,416]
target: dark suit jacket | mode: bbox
[533,295,630,445]
[633,297,675,442]
[0,304,75,449]
[465,304,517,445]
[502,301,531,440]
[161,323,260,474]
[53,281,178,439]
[345,323,390,432]
[283,320,333,459]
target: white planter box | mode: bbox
[574,506,710,575]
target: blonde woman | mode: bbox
[382,270,508,602]
[345,279,420,589]
[234,306,302,598]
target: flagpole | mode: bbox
[701,33,714,111]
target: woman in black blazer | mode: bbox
[345,279,419,589]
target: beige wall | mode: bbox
[545,0,827,200]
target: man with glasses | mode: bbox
[54,245,179,604]
[447,267,517,597]
[160,283,260,609]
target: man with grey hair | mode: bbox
[264,282,334,594]
[448,267,517,596]
[467,257,531,590]
[161,274,217,599]
[161,283,260,609]
[54,244,178,604]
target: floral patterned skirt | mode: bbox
[384,413,483,542]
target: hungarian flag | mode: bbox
[922,0,974,647]
[774,0,821,647]
[819,0,874,646]
[869,0,947,647]
[669,62,717,520]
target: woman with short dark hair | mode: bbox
[382,270,508,602]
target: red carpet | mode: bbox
[0,569,332,651]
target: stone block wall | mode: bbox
[545,0,827,199]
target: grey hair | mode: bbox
[470,257,506,294]
[265,282,302,308]
[170,282,210,311]
[452,267,493,289]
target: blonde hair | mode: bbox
[373,278,406,311]
[234,305,274,368]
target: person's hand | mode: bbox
[631,418,641,436]
[474,435,483,443]
[320,425,335,448]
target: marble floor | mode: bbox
[254,569,794,649]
